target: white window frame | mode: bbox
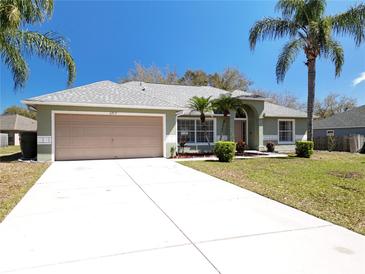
[326,130,335,136]
[177,117,216,145]
[277,119,295,144]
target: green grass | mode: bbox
[0,162,50,222]
[181,151,365,235]
[0,145,21,156]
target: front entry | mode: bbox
[234,120,247,143]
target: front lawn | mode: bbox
[181,152,365,235]
[0,145,21,156]
[0,162,50,221]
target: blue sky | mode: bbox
[1,0,364,112]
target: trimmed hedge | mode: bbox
[214,141,236,162]
[296,141,314,158]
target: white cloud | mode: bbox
[352,72,365,86]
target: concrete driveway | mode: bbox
[0,158,364,274]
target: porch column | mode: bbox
[229,110,236,141]
[258,118,264,150]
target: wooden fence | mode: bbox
[314,134,365,152]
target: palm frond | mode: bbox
[276,38,304,82]
[8,30,76,86]
[329,3,365,46]
[275,0,305,18]
[249,17,298,50]
[212,94,243,115]
[320,38,344,77]
[188,96,213,112]
[305,0,326,21]
[0,34,28,88]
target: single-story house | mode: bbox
[313,105,365,137]
[0,114,37,145]
[23,81,308,161]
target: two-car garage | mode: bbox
[54,113,164,161]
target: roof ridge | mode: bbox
[129,81,227,93]
[120,84,183,108]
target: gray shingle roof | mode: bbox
[24,80,307,118]
[121,81,227,107]
[0,114,37,131]
[264,102,307,118]
[313,105,365,129]
[25,81,182,110]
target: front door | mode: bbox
[234,120,246,143]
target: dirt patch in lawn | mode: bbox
[328,171,363,180]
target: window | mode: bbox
[326,130,334,136]
[178,119,214,144]
[278,120,294,143]
[177,119,195,143]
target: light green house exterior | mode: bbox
[24,81,308,161]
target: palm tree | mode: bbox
[0,0,76,88]
[249,0,365,141]
[188,96,214,149]
[213,94,243,140]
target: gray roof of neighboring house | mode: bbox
[264,102,307,118]
[23,80,307,118]
[0,114,37,131]
[313,105,365,129]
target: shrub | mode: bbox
[214,141,236,162]
[360,142,365,154]
[236,140,246,155]
[170,146,176,158]
[296,141,314,158]
[266,142,275,152]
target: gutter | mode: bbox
[21,100,184,111]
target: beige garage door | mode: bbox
[55,114,163,160]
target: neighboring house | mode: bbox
[0,114,37,145]
[313,105,365,137]
[23,81,308,161]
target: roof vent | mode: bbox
[139,82,146,91]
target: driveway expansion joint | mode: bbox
[0,243,194,274]
[115,160,222,274]
[196,224,334,245]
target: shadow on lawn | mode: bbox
[0,152,22,162]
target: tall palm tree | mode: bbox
[188,96,213,149]
[0,0,76,88]
[249,0,365,141]
[213,94,243,140]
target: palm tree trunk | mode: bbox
[204,122,211,149]
[307,57,316,141]
[220,117,226,140]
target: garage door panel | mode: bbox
[55,114,163,160]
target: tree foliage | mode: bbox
[314,93,357,119]
[188,96,214,148]
[249,0,365,140]
[120,62,179,84]
[120,63,251,91]
[0,0,76,89]
[212,94,244,140]
[3,105,36,119]
[253,89,306,110]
